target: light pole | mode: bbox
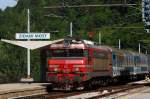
[70,22,73,37]
[146,50,148,54]
[119,39,121,50]
[139,43,141,54]
[99,32,101,45]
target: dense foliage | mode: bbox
[0,0,149,82]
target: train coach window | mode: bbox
[113,54,116,60]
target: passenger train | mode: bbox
[45,37,149,90]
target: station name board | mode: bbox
[16,33,50,40]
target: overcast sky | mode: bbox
[0,0,18,11]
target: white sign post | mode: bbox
[27,9,31,80]
[19,9,50,82]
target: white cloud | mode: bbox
[0,0,18,11]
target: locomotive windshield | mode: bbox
[47,49,88,57]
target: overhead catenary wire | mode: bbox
[44,4,137,9]
[111,27,144,29]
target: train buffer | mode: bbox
[0,83,49,99]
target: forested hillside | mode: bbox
[0,0,150,82]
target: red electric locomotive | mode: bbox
[46,37,149,90]
[46,37,94,90]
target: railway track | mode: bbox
[88,84,144,99]
[18,82,147,99]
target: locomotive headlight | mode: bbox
[74,65,85,67]
[54,68,58,72]
[75,68,79,71]
[50,65,59,68]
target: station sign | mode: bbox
[16,33,50,40]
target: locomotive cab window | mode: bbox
[48,49,88,57]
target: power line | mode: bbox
[44,14,64,18]
[112,27,144,29]
[44,4,137,9]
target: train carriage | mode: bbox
[148,55,150,74]
[89,46,112,77]
[111,50,126,77]
[125,52,137,75]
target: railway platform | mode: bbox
[0,83,48,99]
